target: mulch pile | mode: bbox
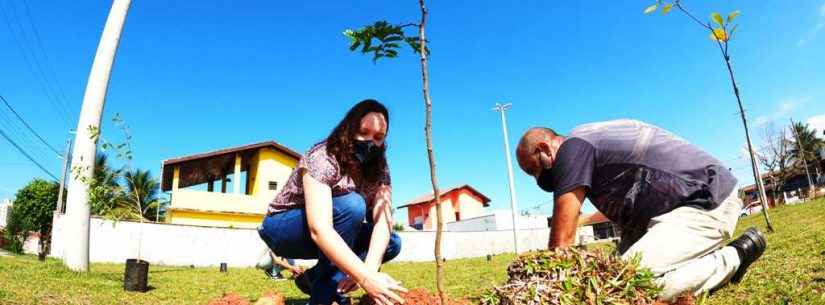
[480,248,685,305]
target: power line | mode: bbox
[18,0,76,120]
[0,95,60,156]
[0,105,56,169]
[0,125,58,180]
[0,0,72,129]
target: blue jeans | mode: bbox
[258,192,402,305]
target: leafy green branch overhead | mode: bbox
[344,21,429,63]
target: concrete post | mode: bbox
[234,154,241,194]
[63,0,132,272]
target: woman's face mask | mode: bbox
[353,140,384,164]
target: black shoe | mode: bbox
[295,268,313,295]
[728,227,767,283]
[264,268,286,281]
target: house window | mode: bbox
[454,212,460,221]
[268,181,278,191]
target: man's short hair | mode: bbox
[516,127,559,172]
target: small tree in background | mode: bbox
[5,179,59,259]
[758,124,794,204]
[344,1,447,303]
[645,0,774,231]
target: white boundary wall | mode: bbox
[48,213,551,267]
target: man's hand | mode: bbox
[549,186,586,249]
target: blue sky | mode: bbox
[1,1,824,223]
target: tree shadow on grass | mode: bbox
[285,297,310,305]
[149,268,193,274]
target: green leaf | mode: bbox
[349,40,361,51]
[711,12,724,26]
[661,3,673,15]
[643,4,658,15]
[727,10,740,23]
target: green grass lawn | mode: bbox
[1,199,824,305]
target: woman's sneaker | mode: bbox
[728,227,767,283]
[264,268,286,281]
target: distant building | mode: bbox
[0,198,11,228]
[399,184,491,230]
[739,165,823,207]
[445,210,550,232]
[576,212,618,244]
[160,141,300,228]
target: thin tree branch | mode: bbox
[416,0,447,304]
[674,1,712,30]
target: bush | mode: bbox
[393,223,405,231]
[3,209,24,254]
[6,179,59,257]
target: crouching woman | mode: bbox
[258,99,406,305]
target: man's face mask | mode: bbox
[353,140,384,164]
[534,150,555,193]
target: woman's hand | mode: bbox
[358,272,407,305]
[336,276,358,294]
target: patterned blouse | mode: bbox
[267,141,391,214]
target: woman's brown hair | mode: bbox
[325,99,389,186]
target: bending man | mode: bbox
[515,119,766,300]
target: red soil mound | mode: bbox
[358,288,469,305]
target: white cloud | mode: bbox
[753,97,810,126]
[807,114,825,139]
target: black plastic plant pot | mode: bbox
[124,258,149,292]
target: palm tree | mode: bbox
[89,153,126,216]
[789,122,825,177]
[93,153,120,188]
[123,169,161,221]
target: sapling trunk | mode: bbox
[416,0,447,303]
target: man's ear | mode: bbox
[537,141,552,155]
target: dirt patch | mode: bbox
[206,293,250,305]
[205,291,284,305]
[253,291,285,305]
[358,288,469,305]
[654,295,696,305]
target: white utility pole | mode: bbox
[56,138,72,214]
[64,0,132,272]
[493,103,520,254]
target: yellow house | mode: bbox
[160,141,301,228]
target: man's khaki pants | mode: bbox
[620,193,744,300]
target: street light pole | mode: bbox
[493,103,520,254]
[64,0,132,272]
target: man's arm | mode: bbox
[549,186,586,249]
